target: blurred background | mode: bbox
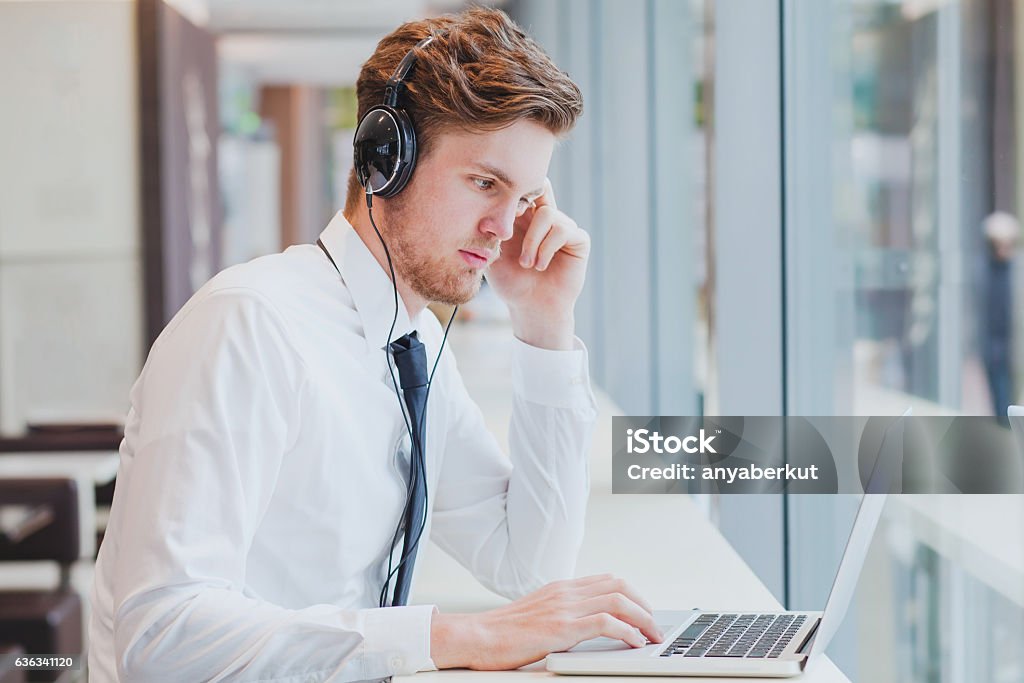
[0,0,1022,681]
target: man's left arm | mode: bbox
[429,336,597,598]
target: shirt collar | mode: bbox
[318,211,422,357]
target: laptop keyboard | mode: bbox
[658,613,808,659]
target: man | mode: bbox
[89,8,661,681]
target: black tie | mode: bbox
[389,331,428,606]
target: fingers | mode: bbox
[470,575,659,667]
[519,205,555,268]
[576,575,655,615]
[535,574,610,594]
[533,177,557,210]
[550,575,663,644]
[533,224,570,271]
[568,573,617,587]
[576,613,647,649]
[575,594,663,644]
[519,206,587,270]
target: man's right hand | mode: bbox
[429,574,664,670]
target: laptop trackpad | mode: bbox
[567,620,682,653]
[567,637,632,653]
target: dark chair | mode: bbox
[0,479,82,682]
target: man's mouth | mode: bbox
[458,248,494,268]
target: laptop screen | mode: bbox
[806,408,909,662]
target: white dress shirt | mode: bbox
[88,212,598,682]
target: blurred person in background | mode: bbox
[982,210,1019,421]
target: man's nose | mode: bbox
[479,204,517,241]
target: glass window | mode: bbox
[785,2,1024,680]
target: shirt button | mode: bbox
[390,655,405,670]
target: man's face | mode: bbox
[379,119,556,306]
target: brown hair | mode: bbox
[345,6,583,212]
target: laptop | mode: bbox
[547,410,909,678]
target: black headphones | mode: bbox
[352,34,438,199]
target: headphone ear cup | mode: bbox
[353,105,418,198]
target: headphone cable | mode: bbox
[364,187,458,607]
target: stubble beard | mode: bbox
[380,195,492,306]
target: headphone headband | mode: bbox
[383,35,436,107]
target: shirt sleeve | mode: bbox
[107,289,435,683]
[428,335,598,599]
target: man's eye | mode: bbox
[473,178,494,191]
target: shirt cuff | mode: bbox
[511,336,597,410]
[359,604,436,677]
